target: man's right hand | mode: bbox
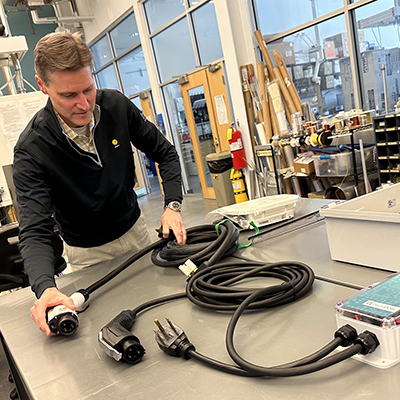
[30,287,76,336]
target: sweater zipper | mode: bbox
[66,136,103,167]
[91,121,103,166]
[65,112,103,167]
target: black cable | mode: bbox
[131,292,186,316]
[185,260,315,312]
[98,220,379,376]
[85,239,165,294]
[187,341,359,378]
[151,223,239,268]
[85,222,238,296]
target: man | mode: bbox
[13,31,186,336]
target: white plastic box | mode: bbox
[320,183,400,270]
[313,147,374,177]
[206,195,299,230]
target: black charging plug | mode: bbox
[98,310,145,363]
[153,318,195,359]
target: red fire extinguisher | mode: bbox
[227,123,247,170]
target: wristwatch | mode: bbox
[165,201,182,212]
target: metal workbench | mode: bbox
[0,199,397,400]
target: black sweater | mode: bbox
[13,89,182,297]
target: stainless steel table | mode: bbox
[0,199,397,400]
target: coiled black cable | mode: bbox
[151,223,239,268]
[99,220,379,376]
[185,259,314,311]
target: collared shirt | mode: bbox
[55,106,100,155]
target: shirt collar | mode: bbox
[55,105,100,138]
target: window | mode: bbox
[191,2,223,65]
[354,0,400,113]
[143,0,223,83]
[152,18,196,82]
[254,0,343,36]
[144,0,185,33]
[96,65,120,90]
[110,13,140,56]
[91,12,150,97]
[118,47,150,96]
[252,0,397,115]
[90,36,112,70]
[270,15,348,118]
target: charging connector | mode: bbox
[47,290,89,335]
[98,310,145,363]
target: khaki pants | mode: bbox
[64,213,152,271]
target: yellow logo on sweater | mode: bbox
[112,139,119,148]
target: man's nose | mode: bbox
[76,93,89,110]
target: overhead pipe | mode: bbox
[30,9,94,25]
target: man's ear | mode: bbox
[35,75,47,95]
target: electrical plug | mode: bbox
[153,318,195,359]
[98,310,145,363]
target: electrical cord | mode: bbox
[99,219,380,376]
[151,222,239,268]
[50,222,239,336]
[185,259,314,312]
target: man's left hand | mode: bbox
[160,207,186,244]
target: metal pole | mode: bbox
[381,64,388,114]
[10,53,26,94]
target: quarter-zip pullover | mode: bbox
[13,89,182,297]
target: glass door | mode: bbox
[139,91,163,195]
[180,67,231,198]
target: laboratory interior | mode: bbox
[1,0,400,399]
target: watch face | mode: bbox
[168,201,181,211]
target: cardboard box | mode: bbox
[324,61,333,75]
[293,157,315,175]
[325,75,335,89]
[293,65,303,80]
[267,41,296,65]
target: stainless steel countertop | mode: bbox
[0,198,397,400]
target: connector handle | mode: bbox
[70,291,87,312]
[110,310,137,330]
